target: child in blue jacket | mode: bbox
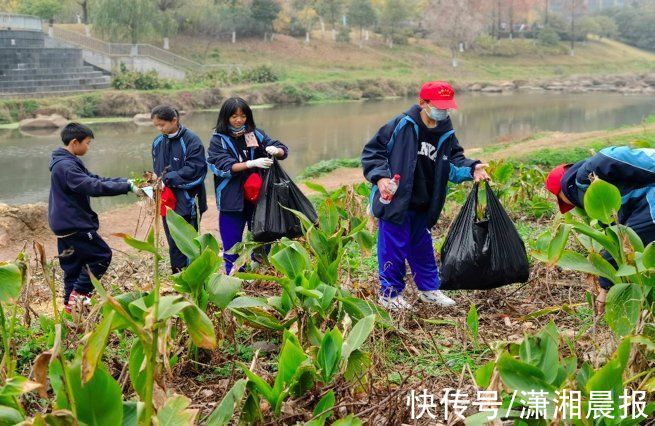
[206,97,288,274]
[151,105,207,273]
[48,123,141,312]
[546,146,655,311]
[361,81,489,310]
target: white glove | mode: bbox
[265,146,281,156]
[247,158,274,169]
[127,179,147,197]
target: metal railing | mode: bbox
[0,13,42,32]
[48,26,229,73]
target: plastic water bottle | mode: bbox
[379,174,400,204]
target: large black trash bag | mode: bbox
[440,181,529,290]
[252,159,318,243]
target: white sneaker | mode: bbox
[378,295,413,311]
[418,290,456,307]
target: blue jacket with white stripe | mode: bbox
[152,126,207,217]
[561,146,655,233]
[206,129,288,212]
[361,104,479,228]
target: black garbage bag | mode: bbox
[252,159,318,243]
[440,181,529,290]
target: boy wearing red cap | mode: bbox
[362,81,489,310]
[546,146,655,310]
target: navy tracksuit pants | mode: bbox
[57,231,112,303]
[378,210,440,298]
[219,203,255,275]
[162,213,199,273]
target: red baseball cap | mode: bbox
[546,164,574,213]
[419,81,458,110]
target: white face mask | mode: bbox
[426,105,449,122]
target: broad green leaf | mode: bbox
[317,328,343,383]
[584,178,621,224]
[318,198,340,235]
[0,376,41,398]
[0,262,22,303]
[466,304,479,344]
[643,242,655,269]
[114,233,158,256]
[157,295,192,321]
[339,296,394,329]
[82,311,115,383]
[122,401,144,426]
[616,264,637,277]
[474,361,494,388]
[181,304,217,349]
[588,252,618,284]
[206,274,242,309]
[519,321,559,384]
[204,379,247,426]
[342,315,375,360]
[0,406,23,424]
[270,242,311,280]
[548,224,570,263]
[128,341,147,399]
[353,229,374,252]
[166,209,201,260]
[497,352,555,394]
[304,181,329,196]
[332,414,363,426]
[172,248,219,297]
[240,365,275,406]
[196,233,220,255]
[273,331,309,399]
[586,338,631,396]
[556,250,599,275]
[605,283,643,336]
[306,390,335,426]
[104,291,145,331]
[344,350,371,384]
[295,286,323,299]
[230,307,294,331]
[226,296,267,309]
[611,225,644,252]
[56,360,123,426]
[571,223,620,261]
[156,395,197,425]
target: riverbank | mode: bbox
[2,72,655,127]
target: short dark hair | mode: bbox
[61,122,94,145]
[151,105,179,121]
[215,97,256,134]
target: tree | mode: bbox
[591,15,617,40]
[92,0,158,44]
[425,0,486,66]
[19,0,63,21]
[296,6,319,42]
[0,0,20,12]
[251,0,281,39]
[77,0,90,24]
[348,0,376,42]
[379,0,410,47]
[315,0,343,38]
[155,0,179,48]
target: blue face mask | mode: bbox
[427,106,449,122]
[229,125,246,134]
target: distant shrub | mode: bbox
[537,26,561,46]
[112,69,173,90]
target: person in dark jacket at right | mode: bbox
[546,146,655,312]
[49,122,142,313]
[151,105,208,273]
[206,97,288,274]
[362,81,489,311]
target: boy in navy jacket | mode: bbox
[151,105,207,272]
[49,123,140,312]
[361,81,489,310]
[546,146,655,310]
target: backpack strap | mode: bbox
[386,114,419,154]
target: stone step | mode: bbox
[0,70,105,82]
[0,81,111,94]
[0,66,97,76]
[0,76,110,89]
[0,88,103,99]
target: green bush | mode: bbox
[537,26,561,46]
[242,65,279,83]
[112,70,173,90]
[336,26,351,43]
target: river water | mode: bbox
[1,92,654,209]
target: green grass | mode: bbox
[297,158,361,180]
